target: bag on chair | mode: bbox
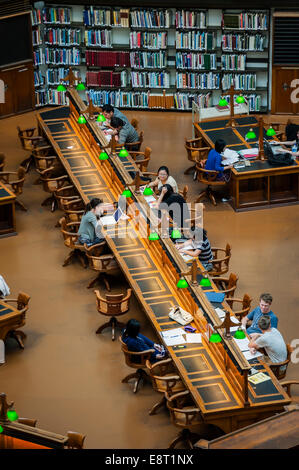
[169,306,193,326]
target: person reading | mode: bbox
[122,319,166,363]
[177,227,213,271]
[272,128,299,158]
[154,184,190,232]
[101,104,129,125]
[147,165,178,193]
[109,117,139,149]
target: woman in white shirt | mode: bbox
[147,166,178,193]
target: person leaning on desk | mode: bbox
[153,184,190,231]
[272,128,299,158]
[205,139,233,181]
[122,319,166,363]
[109,117,139,150]
[78,198,113,247]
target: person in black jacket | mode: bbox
[155,184,190,232]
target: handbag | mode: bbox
[169,306,193,326]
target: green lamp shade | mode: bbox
[218,97,229,107]
[209,332,222,343]
[234,328,246,339]
[0,425,3,433]
[266,127,276,137]
[122,189,132,198]
[148,232,160,241]
[200,277,211,287]
[78,114,87,125]
[177,278,188,288]
[246,128,256,140]
[171,229,182,239]
[57,83,66,92]
[236,95,245,104]
[119,148,129,158]
[97,114,106,123]
[143,187,154,196]
[76,82,86,91]
[99,151,109,161]
[7,410,19,422]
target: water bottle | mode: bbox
[292,144,297,160]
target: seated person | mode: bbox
[122,319,166,363]
[78,198,106,247]
[147,165,178,193]
[248,315,287,370]
[155,184,190,231]
[109,117,139,149]
[177,227,213,271]
[205,139,233,182]
[241,293,278,336]
[272,128,299,158]
[101,103,129,125]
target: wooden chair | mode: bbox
[211,273,239,299]
[55,185,80,210]
[166,390,205,449]
[280,380,299,405]
[17,418,37,427]
[0,166,27,211]
[195,163,227,206]
[66,431,86,449]
[85,243,120,290]
[268,344,293,380]
[208,244,232,276]
[5,292,30,349]
[17,126,47,171]
[178,185,188,201]
[225,294,252,321]
[60,217,87,268]
[131,118,138,130]
[32,145,58,184]
[0,153,5,171]
[146,358,186,415]
[119,336,153,393]
[129,146,151,172]
[37,166,69,212]
[56,196,85,227]
[94,288,132,340]
[124,130,144,152]
[184,137,210,179]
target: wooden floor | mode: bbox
[0,108,299,449]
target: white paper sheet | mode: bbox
[215,307,226,319]
[186,333,202,344]
[161,328,185,338]
[163,335,186,346]
[0,339,5,364]
[233,337,250,352]
[243,350,263,360]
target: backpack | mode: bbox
[267,151,293,167]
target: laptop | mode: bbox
[99,207,123,226]
[264,139,289,158]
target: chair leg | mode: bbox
[9,330,27,349]
[87,274,111,290]
[122,369,149,393]
[149,395,166,415]
[51,198,57,212]
[168,429,194,449]
[41,196,54,207]
[33,176,41,185]
[20,155,34,173]
[15,199,27,211]
[195,190,207,203]
[184,164,196,175]
[96,317,126,340]
[63,250,76,267]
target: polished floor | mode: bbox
[0,108,299,449]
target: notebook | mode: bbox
[99,207,123,226]
[205,292,225,303]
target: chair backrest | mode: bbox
[166,391,202,428]
[146,358,183,395]
[226,273,238,296]
[131,118,138,130]
[210,244,231,276]
[0,153,5,171]
[95,288,132,315]
[16,292,30,311]
[179,185,188,200]
[86,252,116,273]
[60,217,80,247]
[196,165,220,185]
[269,344,293,380]
[66,431,86,449]
[241,293,252,311]
[17,417,37,427]
[17,126,36,151]
[119,336,153,369]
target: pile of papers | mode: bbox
[222,148,240,165]
[160,328,202,346]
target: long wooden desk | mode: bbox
[0,300,25,342]
[0,181,16,237]
[194,116,299,211]
[37,92,290,434]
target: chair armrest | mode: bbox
[269,358,290,368]
[3,298,18,304]
[142,172,157,176]
[210,276,228,283]
[148,357,173,371]
[211,247,225,252]
[280,380,299,397]
[127,348,155,356]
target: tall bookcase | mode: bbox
[32,4,270,112]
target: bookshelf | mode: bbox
[31,4,270,112]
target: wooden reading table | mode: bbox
[36,91,290,434]
[0,300,26,343]
[0,181,16,237]
[194,115,299,211]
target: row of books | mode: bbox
[175,10,206,29]
[176,53,217,70]
[233,13,268,30]
[174,92,211,110]
[176,72,221,89]
[131,72,170,88]
[44,28,82,46]
[222,33,266,51]
[130,9,172,28]
[85,30,112,47]
[87,89,150,108]
[223,93,262,111]
[221,54,246,71]
[83,7,129,27]
[130,51,167,69]
[86,71,128,88]
[31,8,71,25]
[33,48,81,66]
[34,70,45,87]
[222,73,257,90]
[85,50,130,67]
[46,67,77,85]
[32,27,42,46]
[130,31,168,49]
[35,89,69,106]
[176,31,216,50]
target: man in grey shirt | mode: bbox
[110,116,139,149]
[102,104,129,125]
[248,315,287,367]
